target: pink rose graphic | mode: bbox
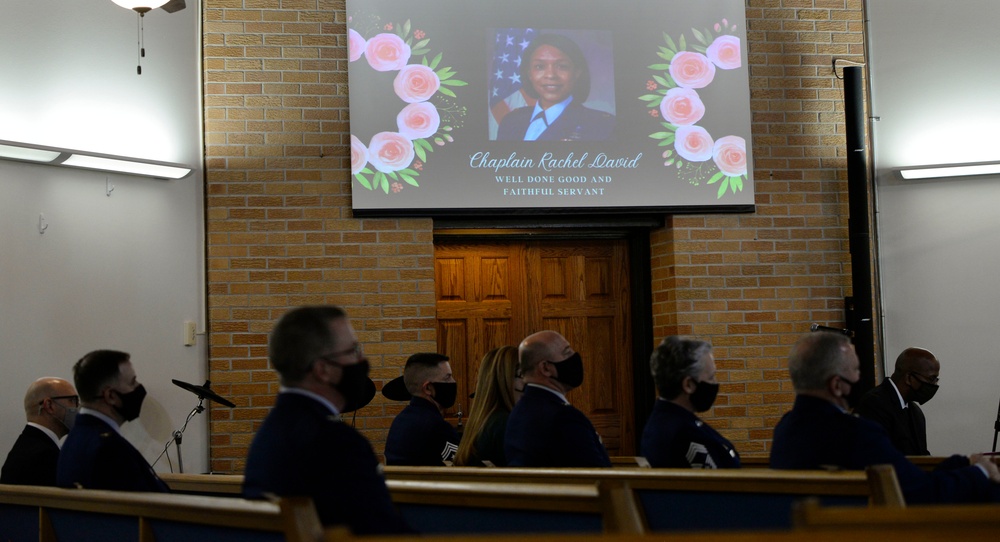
[350,134,368,175]
[713,135,747,176]
[348,29,366,63]
[707,35,741,70]
[393,64,441,103]
[659,87,705,126]
[365,33,411,72]
[368,132,415,173]
[669,51,716,89]
[674,125,714,162]
[397,102,441,140]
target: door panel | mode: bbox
[435,238,634,455]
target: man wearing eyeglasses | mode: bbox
[771,332,1000,503]
[243,305,412,535]
[855,347,940,456]
[1,378,78,485]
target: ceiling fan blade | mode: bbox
[161,0,186,13]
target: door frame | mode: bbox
[433,217,659,452]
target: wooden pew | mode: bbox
[0,483,320,542]
[793,497,1000,535]
[385,479,643,534]
[382,465,904,531]
[159,467,905,533]
[323,526,1000,542]
[742,454,979,472]
[160,474,644,535]
[159,472,243,496]
[609,457,651,468]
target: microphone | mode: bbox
[810,323,854,337]
[172,379,236,408]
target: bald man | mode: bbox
[1,377,78,486]
[504,330,611,467]
[855,347,940,455]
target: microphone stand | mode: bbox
[993,394,1000,453]
[153,397,205,473]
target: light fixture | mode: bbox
[110,1,170,74]
[0,139,192,180]
[897,161,1000,180]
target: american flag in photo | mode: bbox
[488,27,536,138]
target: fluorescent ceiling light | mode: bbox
[898,162,1000,180]
[62,154,191,179]
[0,143,62,163]
[0,138,192,180]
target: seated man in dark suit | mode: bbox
[57,350,168,492]
[505,330,611,467]
[243,306,411,535]
[770,332,1000,504]
[855,347,939,455]
[384,353,460,466]
[496,34,615,142]
[1,377,78,485]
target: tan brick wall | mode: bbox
[204,0,865,470]
[654,0,866,455]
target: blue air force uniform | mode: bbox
[384,397,460,466]
[770,395,998,504]
[57,411,168,492]
[641,399,740,469]
[504,384,611,467]
[497,102,615,141]
[243,391,411,534]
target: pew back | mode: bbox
[0,484,319,542]
[385,479,644,534]
[794,497,1000,534]
[383,466,901,531]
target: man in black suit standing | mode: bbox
[1,377,78,485]
[855,347,939,455]
[57,350,168,492]
[243,306,411,535]
[505,330,611,467]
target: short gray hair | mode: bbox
[788,332,853,391]
[650,336,712,399]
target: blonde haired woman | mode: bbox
[454,346,522,466]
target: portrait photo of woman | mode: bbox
[493,32,616,142]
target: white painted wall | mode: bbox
[0,1,208,473]
[869,0,1000,455]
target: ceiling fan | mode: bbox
[161,0,187,13]
[110,1,188,73]
[110,1,186,13]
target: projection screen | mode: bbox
[347,0,753,216]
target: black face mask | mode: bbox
[114,384,147,422]
[910,377,939,405]
[334,359,371,410]
[431,381,458,409]
[838,374,862,410]
[551,352,584,389]
[689,380,719,412]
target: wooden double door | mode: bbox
[434,237,635,455]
